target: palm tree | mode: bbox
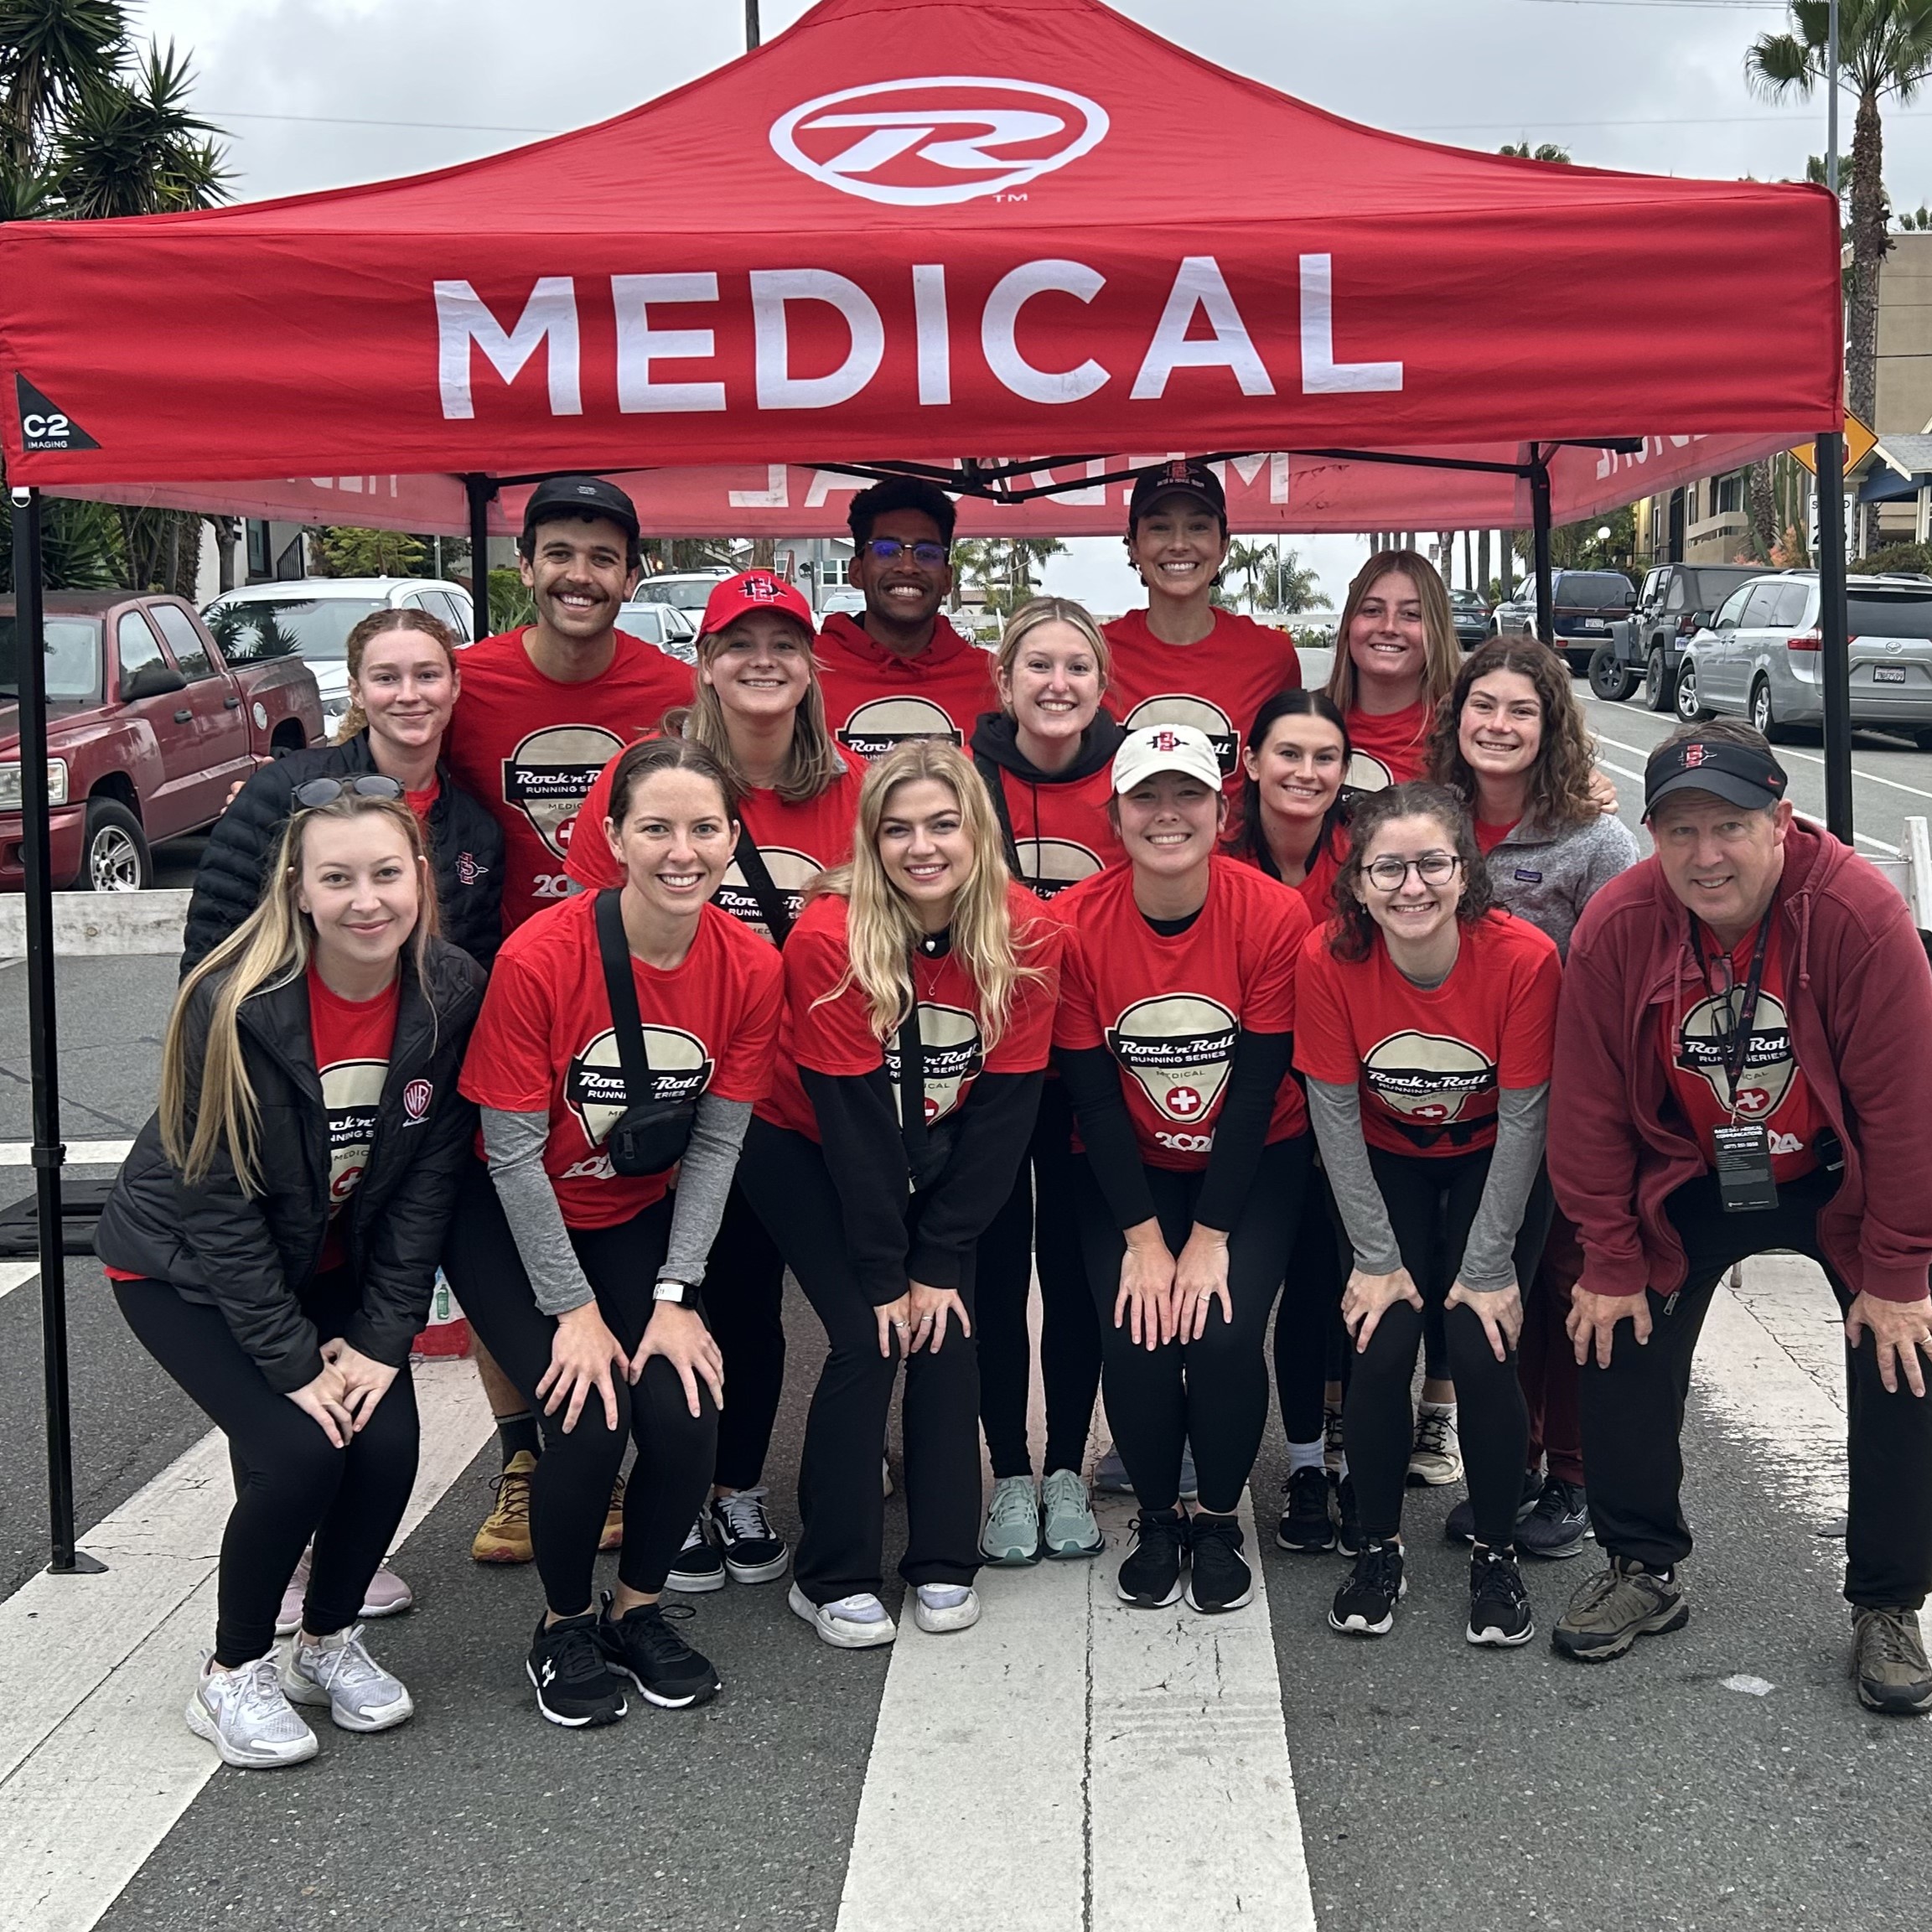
[1224,538,1272,612]
[953,536,1065,615]
[1498,141,1574,163]
[1750,2,1932,436]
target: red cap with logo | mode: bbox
[699,569,817,641]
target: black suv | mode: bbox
[1493,569,1637,672]
[1587,562,1764,707]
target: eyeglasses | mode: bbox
[1364,852,1462,890]
[293,775,406,809]
[862,538,950,568]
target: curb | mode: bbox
[0,890,188,958]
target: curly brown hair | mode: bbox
[1426,638,1598,833]
[1328,780,1493,963]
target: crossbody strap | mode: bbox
[732,829,795,946]
[593,888,653,1102]
[972,750,1023,879]
[892,967,930,1182]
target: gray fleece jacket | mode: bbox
[1482,812,1640,959]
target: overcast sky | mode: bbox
[137,0,1893,609]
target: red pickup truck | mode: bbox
[1,591,323,892]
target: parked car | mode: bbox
[619,598,700,663]
[1,592,322,892]
[202,578,475,736]
[632,570,733,614]
[820,588,867,619]
[1673,571,1932,742]
[1492,569,1638,671]
[1448,588,1490,648]
[1587,562,1764,707]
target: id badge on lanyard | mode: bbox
[1696,917,1778,1213]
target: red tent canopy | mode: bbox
[0,0,1841,533]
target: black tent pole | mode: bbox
[10,486,94,1576]
[745,0,760,48]
[464,474,496,641]
[1816,431,1854,842]
[1530,451,1556,645]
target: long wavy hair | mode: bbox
[334,607,458,744]
[813,740,1044,1049]
[1324,550,1463,719]
[1427,638,1600,834]
[672,610,844,805]
[994,596,1112,706]
[1328,780,1493,964]
[1226,687,1354,873]
[160,795,438,1192]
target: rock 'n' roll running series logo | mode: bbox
[1675,988,1795,1121]
[883,1003,984,1125]
[836,697,962,762]
[1121,696,1238,776]
[564,1025,714,1147]
[320,1059,387,1203]
[1346,750,1396,792]
[501,724,627,860]
[1014,837,1104,899]
[1363,1031,1496,1127]
[1106,995,1240,1125]
[716,846,824,941]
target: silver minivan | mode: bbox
[1675,571,1932,742]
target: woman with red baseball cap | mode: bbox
[569,570,862,1596]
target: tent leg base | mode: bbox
[44,1550,108,1577]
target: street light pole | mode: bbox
[1826,0,1841,196]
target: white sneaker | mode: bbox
[1408,1405,1463,1486]
[913,1584,981,1634]
[788,1582,896,1649]
[276,1547,415,1638]
[185,1652,319,1769]
[280,1624,414,1733]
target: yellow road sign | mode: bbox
[1790,412,1878,476]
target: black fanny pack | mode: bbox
[595,889,697,1177]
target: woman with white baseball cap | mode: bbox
[1052,723,1315,1616]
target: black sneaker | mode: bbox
[1329,1541,1406,1637]
[1517,1476,1591,1560]
[1186,1513,1254,1613]
[1467,1546,1535,1647]
[1116,1508,1189,1608]
[596,1592,722,1709]
[1334,1474,1362,1558]
[1445,1466,1543,1546]
[1276,1467,1336,1554]
[708,1487,790,1584]
[666,1515,726,1593]
[526,1612,627,1728]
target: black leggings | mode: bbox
[1074,1137,1311,1515]
[706,1181,787,1491]
[738,1118,982,1603]
[115,1270,419,1668]
[976,1080,1103,1479]
[1274,1168,1348,1445]
[443,1163,717,1614]
[1345,1146,1552,1547]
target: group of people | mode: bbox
[95,461,1932,1772]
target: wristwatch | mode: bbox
[652,1277,696,1305]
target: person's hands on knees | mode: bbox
[538,1302,628,1433]
[1342,1266,1423,1352]
[630,1303,724,1418]
[1845,1291,1932,1397]
[1445,1278,1524,1364]
[1567,1285,1650,1370]
[1116,1220,1178,1351]
[1174,1225,1232,1341]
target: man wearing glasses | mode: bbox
[1548,719,1932,1715]
[814,478,995,760]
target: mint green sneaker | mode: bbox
[1041,1468,1104,1559]
[980,1475,1042,1565]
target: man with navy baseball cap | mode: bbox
[1546,717,1932,1713]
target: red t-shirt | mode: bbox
[309,966,401,1271]
[567,743,865,943]
[443,628,693,933]
[1227,825,1349,923]
[1658,912,1824,1182]
[1054,855,1311,1170]
[987,758,1125,899]
[403,777,440,823]
[1343,699,1432,790]
[460,894,781,1228]
[814,614,995,761]
[1474,816,1516,856]
[1295,910,1562,1158]
[758,883,1064,1142]
[1101,608,1302,784]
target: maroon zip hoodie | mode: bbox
[1551,821,1932,1305]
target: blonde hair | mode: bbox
[334,608,459,744]
[813,740,1043,1050]
[675,612,844,805]
[1325,550,1462,718]
[995,597,1111,705]
[160,795,438,1192]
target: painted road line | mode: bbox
[0,1265,36,1303]
[0,1355,493,1932]
[1596,723,1932,806]
[0,1142,133,1168]
[835,1492,1316,1932]
[1595,758,1903,855]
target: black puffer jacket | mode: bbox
[179,733,505,974]
[96,940,486,1394]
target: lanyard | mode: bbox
[1690,912,1774,1120]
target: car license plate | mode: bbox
[1873,665,1908,683]
[1582,619,1607,630]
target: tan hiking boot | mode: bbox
[1852,1606,1932,1717]
[1551,1554,1687,1660]
[472,1450,536,1564]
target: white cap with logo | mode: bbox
[1111,723,1224,795]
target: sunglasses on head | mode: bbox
[293,775,407,809]
[862,538,949,568]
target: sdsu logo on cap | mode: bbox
[1106,995,1240,1124]
[837,696,961,761]
[502,724,625,860]
[1365,1032,1495,1127]
[565,1026,714,1147]
[1122,695,1239,776]
[883,1005,984,1124]
[770,77,1108,207]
